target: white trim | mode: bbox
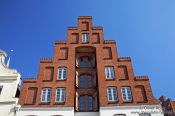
[100,105,164,116]
[19,107,74,111]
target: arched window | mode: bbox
[139,113,151,116]
[79,75,93,88]
[79,56,93,68]
[79,95,93,111]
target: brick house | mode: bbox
[16,16,163,116]
[159,96,175,116]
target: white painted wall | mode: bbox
[16,107,74,116]
[0,50,21,116]
[100,105,164,116]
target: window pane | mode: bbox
[58,68,67,80]
[122,87,132,101]
[82,34,89,43]
[88,96,93,111]
[55,88,65,102]
[105,67,115,79]
[41,88,51,102]
[107,87,118,101]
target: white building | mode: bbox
[0,50,21,116]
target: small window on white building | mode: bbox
[114,114,126,116]
[41,88,51,102]
[82,33,89,43]
[55,88,66,102]
[57,67,67,80]
[105,67,115,79]
[0,86,3,95]
[121,87,132,102]
[107,87,118,102]
[139,113,151,116]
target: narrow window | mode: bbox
[79,96,84,111]
[0,86,3,95]
[79,76,84,88]
[55,88,66,102]
[41,88,51,102]
[57,67,67,80]
[82,34,89,43]
[105,67,115,79]
[107,87,118,102]
[121,87,132,102]
[88,96,93,111]
[87,76,93,88]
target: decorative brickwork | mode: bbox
[18,16,159,112]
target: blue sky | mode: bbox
[0,0,175,99]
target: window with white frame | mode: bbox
[121,87,132,102]
[41,88,51,102]
[105,67,115,79]
[82,33,89,43]
[107,87,118,102]
[0,86,3,95]
[57,67,67,80]
[55,88,66,102]
[139,113,151,116]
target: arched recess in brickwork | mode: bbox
[75,46,96,68]
[135,85,148,103]
[75,46,99,112]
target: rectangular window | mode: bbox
[107,87,118,102]
[41,88,51,102]
[57,67,67,80]
[0,86,3,95]
[105,67,115,79]
[88,96,93,111]
[55,88,66,102]
[79,96,84,111]
[121,87,132,102]
[82,34,89,43]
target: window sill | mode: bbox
[81,42,89,44]
[122,100,133,103]
[54,102,65,105]
[39,102,50,105]
[56,79,67,81]
[106,78,115,81]
[108,100,119,104]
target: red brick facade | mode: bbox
[19,16,159,111]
